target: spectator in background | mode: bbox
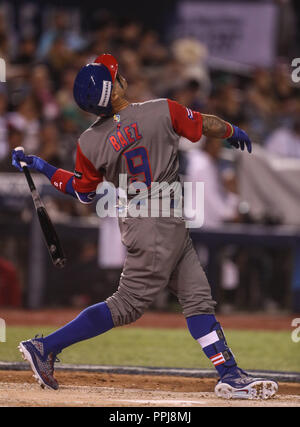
[56,66,92,129]
[154,57,185,97]
[245,68,278,142]
[58,111,83,171]
[171,80,203,112]
[272,62,300,127]
[55,66,78,112]
[138,29,169,67]
[90,19,119,58]
[0,257,22,307]
[0,123,25,172]
[186,137,239,228]
[118,19,143,51]
[7,95,40,154]
[46,36,76,89]
[264,116,300,158]
[171,38,211,105]
[211,79,245,126]
[14,36,37,66]
[37,121,61,167]
[0,10,12,61]
[125,75,155,103]
[30,64,59,121]
[36,10,85,60]
[118,48,143,82]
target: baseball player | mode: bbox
[13,54,278,399]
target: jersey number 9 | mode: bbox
[123,146,153,188]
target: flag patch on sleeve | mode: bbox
[186,108,194,120]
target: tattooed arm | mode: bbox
[202,114,231,138]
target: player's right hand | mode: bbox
[227,125,252,153]
[12,149,45,172]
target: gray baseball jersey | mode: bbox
[73,99,181,198]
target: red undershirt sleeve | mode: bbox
[167,99,203,142]
[72,142,104,193]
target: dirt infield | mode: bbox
[0,370,299,407]
[1,309,299,407]
[1,308,298,330]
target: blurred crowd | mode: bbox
[0,8,299,225]
[0,8,299,172]
[0,6,299,311]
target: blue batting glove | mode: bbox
[227,125,252,153]
[12,149,46,172]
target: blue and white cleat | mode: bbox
[18,337,59,390]
[215,368,278,400]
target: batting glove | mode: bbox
[12,150,46,172]
[227,125,252,153]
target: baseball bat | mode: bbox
[16,147,67,269]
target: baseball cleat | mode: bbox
[18,336,59,390]
[215,368,278,400]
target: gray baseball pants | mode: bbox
[106,216,216,326]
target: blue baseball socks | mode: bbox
[186,314,239,378]
[38,304,238,380]
[40,302,114,355]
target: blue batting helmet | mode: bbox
[73,54,118,116]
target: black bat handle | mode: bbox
[22,165,44,210]
[22,165,36,192]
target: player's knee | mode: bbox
[123,307,144,326]
[180,296,217,318]
[105,293,149,327]
[111,305,145,327]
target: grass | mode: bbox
[0,326,299,372]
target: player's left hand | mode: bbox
[12,149,46,172]
[227,125,252,153]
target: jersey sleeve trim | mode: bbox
[74,190,96,204]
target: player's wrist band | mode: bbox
[50,168,74,194]
[223,123,235,139]
[40,161,57,180]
